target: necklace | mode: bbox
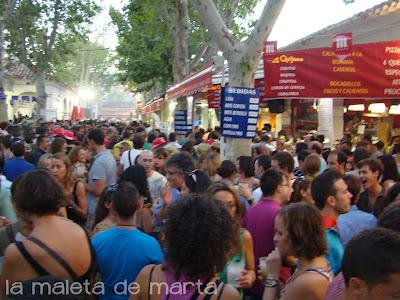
[115,224,136,228]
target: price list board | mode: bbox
[174,110,192,135]
[221,87,260,139]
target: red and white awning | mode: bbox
[141,98,164,114]
[166,63,213,100]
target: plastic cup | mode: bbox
[259,257,268,280]
[227,260,245,288]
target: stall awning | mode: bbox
[141,98,164,114]
[166,63,213,100]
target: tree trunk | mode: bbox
[0,22,8,122]
[192,0,287,160]
[172,0,189,82]
[35,71,47,119]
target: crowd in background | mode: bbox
[0,118,398,300]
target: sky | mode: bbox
[91,0,387,50]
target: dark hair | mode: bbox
[343,174,361,205]
[165,152,195,175]
[119,165,152,206]
[0,150,4,173]
[11,141,25,157]
[378,202,400,232]
[217,160,237,179]
[255,155,271,171]
[87,128,105,145]
[375,140,385,151]
[311,170,342,210]
[290,177,312,203]
[164,194,236,281]
[295,142,308,155]
[154,147,169,159]
[379,155,399,182]
[337,151,347,165]
[132,134,145,149]
[297,149,310,163]
[272,151,294,173]
[37,134,48,146]
[310,142,322,154]
[111,182,140,219]
[386,183,400,207]
[357,158,383,178]
[122,130,133,140]
[260,168,286,197]
[304,153,321,177]
[181,141,194,153]
[279,203,327,260]
[147,132,156,144]
[316,134,325,144]
[14,169,66,216]
[0,134,12,149]
[184,169,211,194]
[169,132,177,142]
[92,189,113,231]
[353,147,370,165]
[342,228,400,288]
[237,156,255,178]
[49,137,66,154]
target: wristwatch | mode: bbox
[264,278,279,288]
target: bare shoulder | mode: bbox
[4,243,20,262]
[282,272,330,300]
[218,284,240,300]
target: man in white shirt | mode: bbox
[137,150,167,205]
[119,134,145,173]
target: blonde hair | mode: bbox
[198,151,222,177]
[52,152,74,190]
[37,153,53,169]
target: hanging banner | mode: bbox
[263,39,400,99]
[221,87,259,139]
[174,110,192,135]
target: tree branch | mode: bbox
[245,0,286,52]
[189,43,208,70]
[191,0,239,56]
[48,0,62,54]
[3,0,18,20]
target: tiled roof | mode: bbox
[283,0,400,50]
[5,63,34,80]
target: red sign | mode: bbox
[166,63,213,100]
[263,40,400,99]
[141,99,163,114]
[207,85,221,109]
[332,33,352,58]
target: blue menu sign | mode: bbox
[174,110,192,135]
[221,87,260,139]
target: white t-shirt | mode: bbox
[148,171,167,205]
[252,187,263,204]
[120,149,143,171]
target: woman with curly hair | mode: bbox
[198,151,222,183]
[208,182,256,296]
[262,203,332,300]
[49,153,87,226]
[131,194,240,300]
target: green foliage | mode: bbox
[51,39,115,89]
[5,0,100,74]
[111,0,261,92]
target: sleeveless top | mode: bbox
[148,264,225,300]
[66,181,87,226]
[280,265,333,296]
[14,232,96,284]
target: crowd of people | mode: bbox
[0,119,398,300]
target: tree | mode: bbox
[52,39,116,93]
[0,0,18,121]
[111,0,261,91]
[5,0,100,118]
[192,0,286,159]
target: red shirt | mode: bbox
[323,215,337,229]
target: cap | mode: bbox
[152,137,167,150]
